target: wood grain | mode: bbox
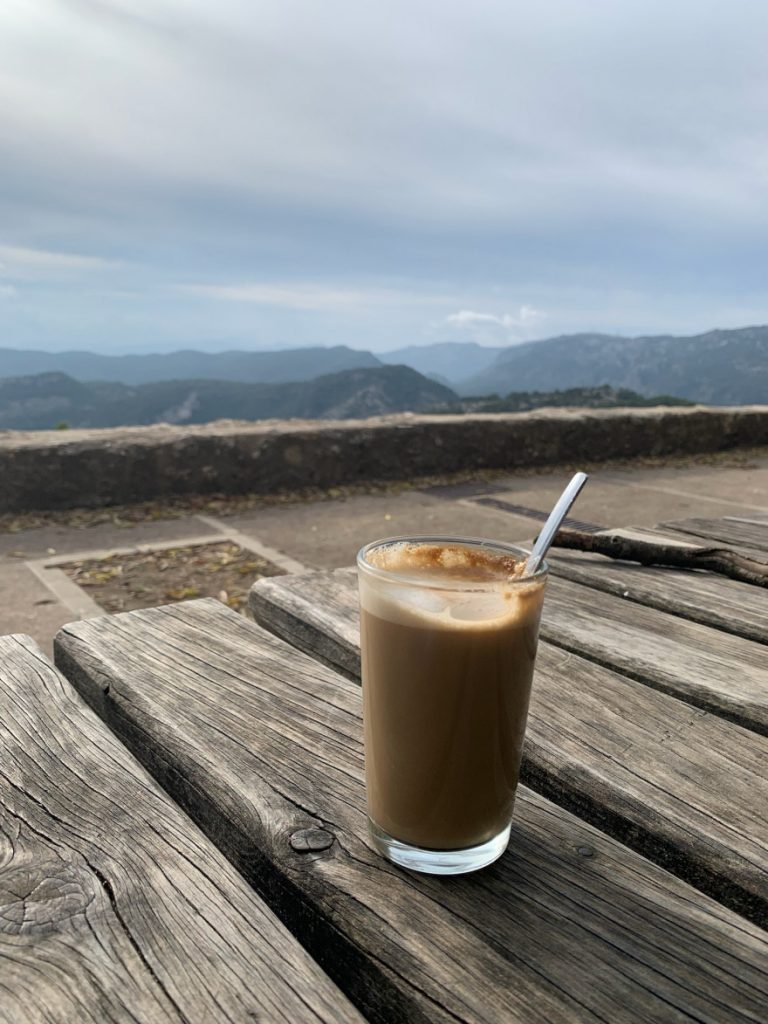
[543,548,768,644]
[493,536,768,731]
[56,600,768,1024]
[0,634,362,1024]
[540,574,768,733]
[250,570,768,923]
[659,516,768,552]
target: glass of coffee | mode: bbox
[357,536,548,875]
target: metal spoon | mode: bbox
[524,472,589,576]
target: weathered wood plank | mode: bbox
[252,566,768,735]
[56,601,768,1023]
[250,570,768,923]
[524,521,766,646]
[539,575,768,732]
[659,516,768,552]
[501,541,767,730]
[251,567,362,680]
[0,634,362,1024]
[542,548,768,644]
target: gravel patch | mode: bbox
[59,541,285,614]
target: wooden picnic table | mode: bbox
[2,513,767,1022]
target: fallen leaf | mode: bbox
[165,586,200,601]
[85,568,122,584]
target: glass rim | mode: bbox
[356,535,548,590]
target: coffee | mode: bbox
[358,541,546,855]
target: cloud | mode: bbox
[4,2,767,233]
[177,280,448,311]
[179,282,385,309]
[1,2,768,350]
[443,306,545,343]
[0,244,118,274]
[445,306,543,329]
[57,0,180,38]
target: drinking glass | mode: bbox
[357,536,548,875]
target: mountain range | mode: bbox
[0,344,380,385]
[0,366,455,430]
[457,326,768,403]
[0,325,766,412]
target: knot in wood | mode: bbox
[0,863,94,935]
[289,828,334,853]
[577,846,595,858]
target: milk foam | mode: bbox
[360,541,544,630]
[365,541,525,584]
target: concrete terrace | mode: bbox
[3,448,767,655]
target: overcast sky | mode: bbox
[1,0,767,353]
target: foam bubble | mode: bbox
[388,586,448,616]
[448,593,510,622]
[361,572,544,631]
[365,541,523,583]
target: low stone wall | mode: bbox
[1,405,767,513]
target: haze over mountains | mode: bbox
[0,345,380,386]
[0,325,765,429]
[0,367,455,430]
[379,343,502,385]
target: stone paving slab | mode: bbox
[0,513,220,560]
[598,463,768,503]
[486,479,734,530]
[224,490,531,570]
[0,563,89,656]
[594,466,768,513]
[489,457,766,490]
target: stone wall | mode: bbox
[1,405,767,513]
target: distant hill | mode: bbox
[4,324,765,407]
[0,345,381,385]
[432,384,695,414]
[0,366,456,430]
[458,325,768,404]
[380,342,503,384]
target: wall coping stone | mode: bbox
[1,405,766,513]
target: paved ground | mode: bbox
[3,451,767,655]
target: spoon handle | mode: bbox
[525,472,589,575]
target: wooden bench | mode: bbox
[0,634,361,1023]
[55,599,768,1023]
